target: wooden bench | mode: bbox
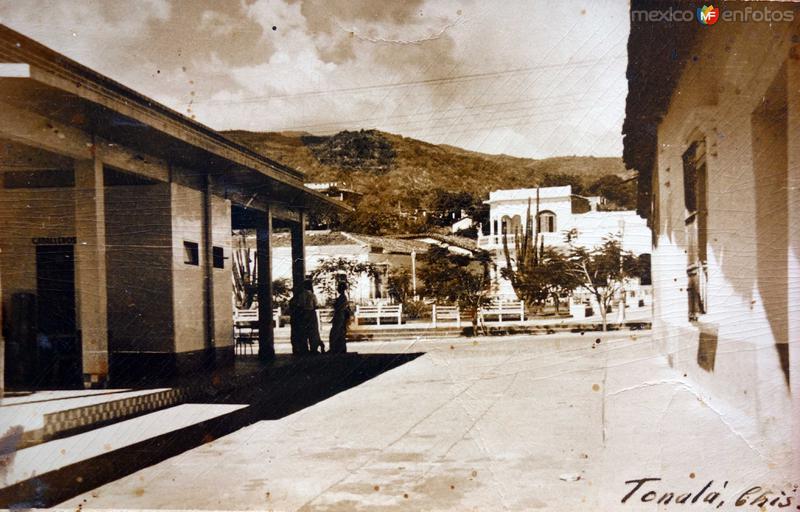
[316,308,334,330]
[354,304,402,326]
[478,301,525,322]
[431,304,461,327]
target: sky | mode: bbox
[0,0,630,159]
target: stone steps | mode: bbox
[0,403,247,508]
[0,388,187,448]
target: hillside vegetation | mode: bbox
[224,129,633,235]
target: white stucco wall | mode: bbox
[483,186,652,301]
[649,19,798,465]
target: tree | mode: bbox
[539,247,582,313]
[310,257,379,304]
[567,235,638,331]
[587,175,637,210]
[540,172,584,195]
[387,267,413,304]
[340,194,400,235]
[426,188,476,227]
[418,246,494,334]
[272,278,292,312]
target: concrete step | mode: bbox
[0,388,186,448]
[0,403,247,508]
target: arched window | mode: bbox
[537,210,556,233]
[511,215,522,234]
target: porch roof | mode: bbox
[622,0,700,219]
[0,24,350,216]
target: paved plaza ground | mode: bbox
[59,332,793,511]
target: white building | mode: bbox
[624,1,798,466]
[478,185,652,300]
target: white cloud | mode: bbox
[0,0,629,158]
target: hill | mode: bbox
[224,129,632,234]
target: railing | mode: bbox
[477,232,563,248]
[477,234,517,247]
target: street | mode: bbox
[59,332,790,511]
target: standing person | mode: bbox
[329,282,352,354]
[300,278,325,354]
[288,290,307,356]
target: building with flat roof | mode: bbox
[0,25,349,390]
[478,185,651,300]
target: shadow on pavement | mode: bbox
[3,351,423,508]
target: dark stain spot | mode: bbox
[403,493,409,499]
[690,472,696,479]
[373,485,380,491]
[272,26,277,31]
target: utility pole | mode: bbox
[411,250,417,299]
[618,218,627,323]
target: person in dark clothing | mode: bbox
[296,278,324,354]
[288,291,307,356]
[329,281,352,354]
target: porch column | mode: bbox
[201,174,216,365]
[256,206,275,361]
[786,46,800,479]
[74,158,109,388]
[289,211,306,356]
[290,211,307,291]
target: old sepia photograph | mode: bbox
[0,0,796,510]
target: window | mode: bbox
[183,241,199,265]
[682,139,708,320]
[212,246,224,269]
[537,211,556,233]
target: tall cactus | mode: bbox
[501,188,545,306]
[232,232,258,309]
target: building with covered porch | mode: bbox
[0,25,349,391]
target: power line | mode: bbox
[187,54,625,105]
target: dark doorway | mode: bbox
[35,244,82,388]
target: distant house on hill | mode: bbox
[450,215,474,234]
[304,181,363,206]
